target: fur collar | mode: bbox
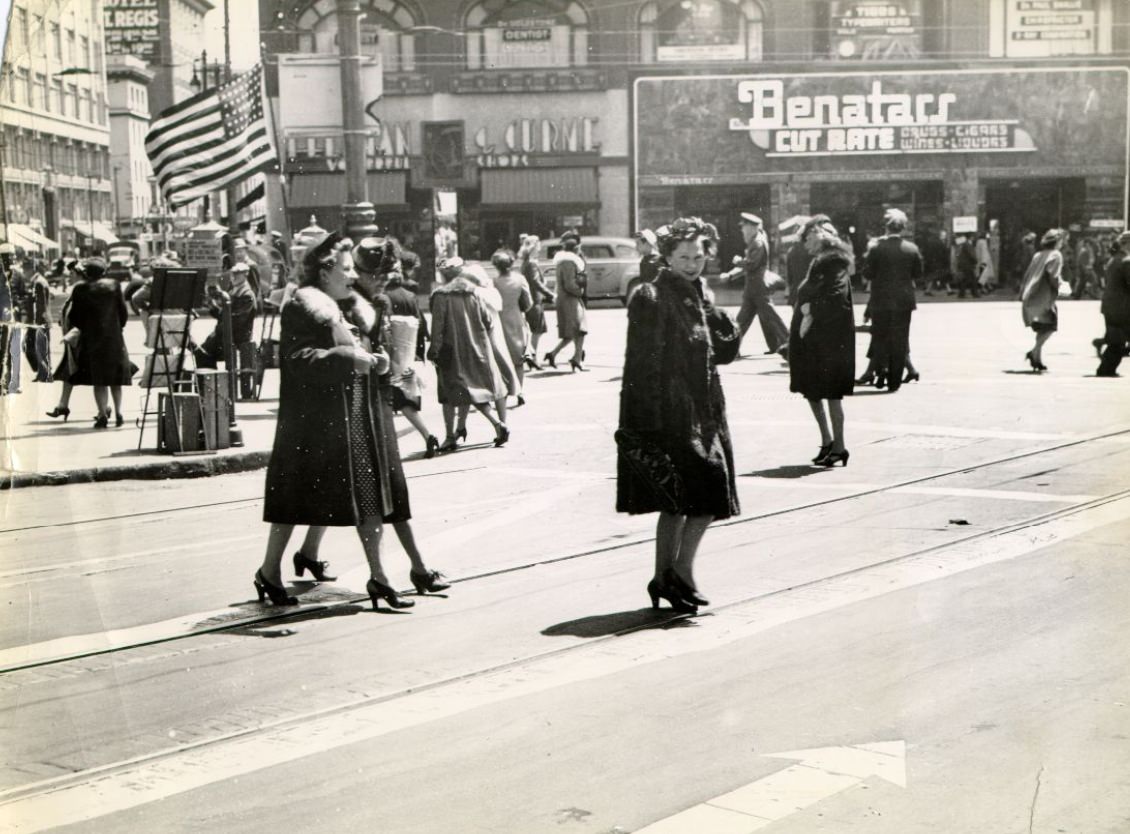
[432,276,477,295]
[291,286,376,332]
[553,250,586,270]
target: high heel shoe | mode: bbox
[820,449,850,467]
[439,435,458,452]
[664,568,710,607]
[854,373,874,386]
[1025,350,1047,372]
[873,374,887,389]
[45,406,70,421]
[455,427,467,443]
[115,412,125,427]
[647,577,697,614]
[254,569,298,606]
[93,414,109,429]
[569,358,587,372]
[544,353,557,369]
[410,569,451,594]
[903,371,920,384]
[812,444,832,464]
[516,393,526,407]
[366,578,415,611]
[293,551,336,581]
[425,435,440,459]
[493,423,510,447]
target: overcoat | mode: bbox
[863,235,921,313]
[520,258,553,335]
[789,246,856,400]
[263,286,409,527]
[428,277,508,405]
[1101,250,1130,325]
[493,268,533,371]
[616,270,739,520]
[1020,249,1063,330]
[62,278,134,385]
[553,250,588,339]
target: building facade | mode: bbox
[1,0,115,255]
[258,0,1129,277]
[107,54,155,239]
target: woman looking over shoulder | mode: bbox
[788,215,856,467]
[616,217,741,615]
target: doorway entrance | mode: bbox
[809,179,944,264]
[984,178,1085,279]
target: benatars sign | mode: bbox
[728,78,1033,156]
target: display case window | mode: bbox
[464,0,589,70]
[639,0,764,63]
[989,0,1113,58]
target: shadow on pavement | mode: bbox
[227,603,371,637]
[542,608,700,638]
[743,464,831,479]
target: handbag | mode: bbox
[614,428,686,514]
[704,305,740,365]
[1056,279,1072,299]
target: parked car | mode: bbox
[539,236,641,305]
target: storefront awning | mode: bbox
[4,223,60,251]
[63,221,118,244]
[481,168,598,207]
[289,172,408,208]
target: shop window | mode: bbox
[989,0,1113,57]
[464,0,589,70]
[824,1,925,60]
[639,0,763,63]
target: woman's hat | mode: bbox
[883,208,908,230]
[1040,228,1065,245]
[438,256,465,271]
[636,229,658,248]
[303,231,345,268]
[560,230,581,245]
[82,257,107,278]
[353,237,385,274]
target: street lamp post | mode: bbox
[336,0,379,240]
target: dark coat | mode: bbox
[263,286,409,527]
[789,246,856,400]
[639,253,663,284]
[63,278,134,385]
[785,242,814,307]
[864,235,922,313]
[1101,250,1130,325]
[616,270,739,520]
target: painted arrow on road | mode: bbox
[636,740,906,833]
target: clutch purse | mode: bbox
[615,428,686,514]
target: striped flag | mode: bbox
[145,64,277,208]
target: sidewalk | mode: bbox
[1,316,284,490]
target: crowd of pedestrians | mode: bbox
[3,208,1128,618]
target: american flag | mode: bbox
[145,64,277,208]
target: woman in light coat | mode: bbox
[544,230,588,371]
[491,250,533,404]
[1019,228,1066,373]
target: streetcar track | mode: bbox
[1,425,1128,676]
[2,483,1127,812]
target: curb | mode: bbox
[2,450,271,490]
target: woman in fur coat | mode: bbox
[254,234,441,611]
[616,217,740,615]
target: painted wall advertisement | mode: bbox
[1005,0,1097,58]
[103,0,160,62]
[634,68,1128,179]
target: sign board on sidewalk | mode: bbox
[182,239,224,278]
[952,216,978,233]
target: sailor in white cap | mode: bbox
[859,207,923,391]
[723,211,789,358]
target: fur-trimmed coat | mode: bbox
[263,286,410,526]
[789,245,856,400]
[616,270,740,519]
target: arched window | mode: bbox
[296,0,421,71]
[463,0,590,70]
[639,0,763,63]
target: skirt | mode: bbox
[349,374,382,520]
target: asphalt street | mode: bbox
[1,298,1129,833]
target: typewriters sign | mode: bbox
[830,1,923,59]
[104,0,161,62]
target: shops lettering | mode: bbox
[733,79,955,130]
[473,117,599,167]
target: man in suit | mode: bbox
[725,212,789,358]
[863,208,923,392]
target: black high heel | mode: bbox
[820,449,850,467]
[254,569,298,606]
[544,353,557,369]
[93,414,109,429]
[569,358,587,372]
[410,569,451,594]
[903,371,920,384]
[873,374,887,389]
[647,577,697,614]
[115,412,125,427]
[664,568,710,607]
[439,435,458,452]
[293,551,336,582]
[812,444,832,464]
[425,435,440,459]
[493,423,510,447]
[366,578,415,611]
[45,406,70,421]
[516,393,526,407]
[455,427,467,443]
